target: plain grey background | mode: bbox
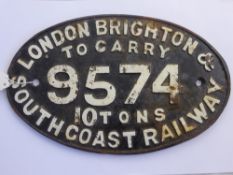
[0,0,232,174]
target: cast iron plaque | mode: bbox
[7,15,230,154]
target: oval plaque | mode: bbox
[7,15,230,154]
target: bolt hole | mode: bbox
[32,79,40,87]
[196,77,205,87]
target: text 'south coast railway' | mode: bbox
[7,15,230,154]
